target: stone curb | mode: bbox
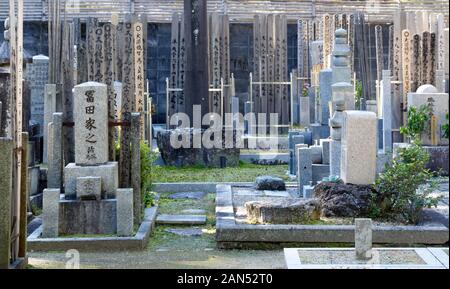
[153,182,297,193]
[215,185,449,245]
[27,207,158,251]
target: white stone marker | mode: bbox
[43,84,56,164]
[341,111,377,185]
[355,218,372,260]
[42,188,60,238]
[73,82,108,165]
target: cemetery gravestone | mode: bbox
[341,111,377,185]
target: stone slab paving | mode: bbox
[165,228,204,237]
[284,248,447,269]
[156,214,207,225]
[168,192,207,200]
[181,209,206,215]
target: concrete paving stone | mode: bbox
[181,209,207,215]
[157,214,207,225]
[168,192,207,200]
[165,228,204,236]
[264,191,292,198]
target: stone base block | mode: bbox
[64,162,118,199]
[423,146,449,175]
[59,199,117,235]
[312,164,331,183]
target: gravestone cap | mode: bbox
[416,84,438,94]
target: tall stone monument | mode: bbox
[184,0,209,122]
[329,29,354,177]
[43,82,133,237]
[26,55,49,135]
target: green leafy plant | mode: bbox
[354,80,363,109]
[321,175,341,183]
[400,104,431,141]
[370,141,440,224]
[443,112,449,139]
[141,141,158,192]
[302,82,310,97]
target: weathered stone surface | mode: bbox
[312,164,331,183]
[168,191,207,200]
[314,181,377,218]
[329,139,341,177]
[423,146,449,175]
[156,214,206,225]
[43,84,56,163]
[341,111,377,185]
[73,82,108,166]
[297,147,312,190]
[245,199,320,224]
[181,209,206,215]
[42,189,60,238]
[47,113,63,189]
[381,70,393,153]
[117,188,133,237]
[299,97,310,127]
[76,176,101,201]
[319,69,333,125]
[0,138,12,269]
[59,199,117,235]
[165,228,203,236]
[255,176,286,191]
[355,218,373,260]
[27,55,49,135]
[310,144,322,164]
[320,139,331,165]
[64,162,118,200]
[157,128,240,168]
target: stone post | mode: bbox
[0,138,12,269]
[131,113,142,224]
[381,70,393,153]
[43,84,56,164]
[42,188,60,238]
[47,112,63,189]
[355,218,373,260]
[117,188,134,237]
[319,69,332,125]
[297,147,312,191]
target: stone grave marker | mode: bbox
[26,55,49,135]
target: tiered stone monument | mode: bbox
[42,82,133,237]
[329,29,354,177]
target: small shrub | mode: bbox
[400,104,431,141]
[370,141,440,224]
[354,80,363,109]
[302,82,310,97]
[443,112,449,139]
[141,141,158,192]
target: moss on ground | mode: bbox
[153,162,289,183]
[148,193,217,250]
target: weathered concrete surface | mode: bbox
[156,214,207,225]
[245,199,320,224]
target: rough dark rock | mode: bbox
[157,128,240,168]
[255,176,286,191]
[314,181,377,218]
[245,199,320,224]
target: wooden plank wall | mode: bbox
[1,0,448,23]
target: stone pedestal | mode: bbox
[42,189,60,238]
[64,162,119,200]
[341,111,377,185]
[297,147,312,191]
